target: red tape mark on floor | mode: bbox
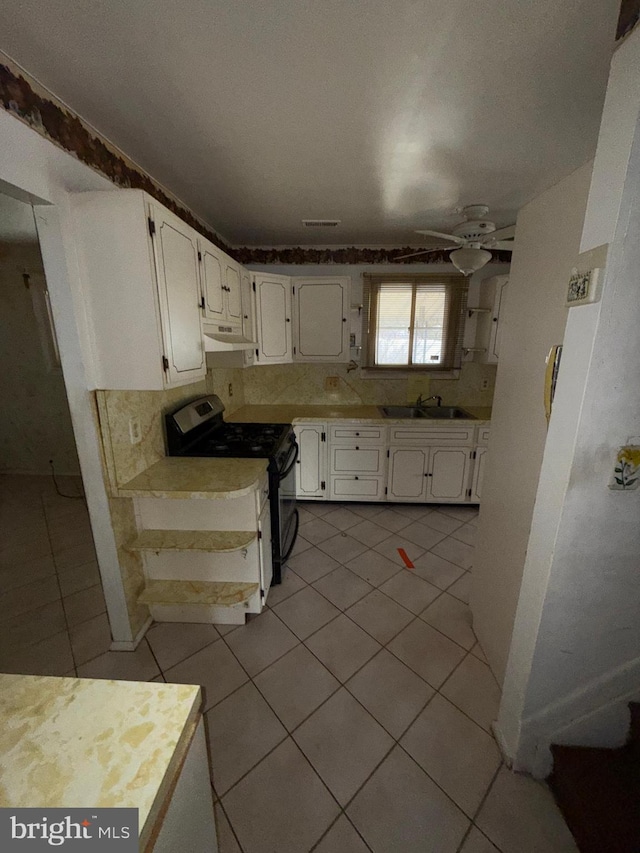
[397,548,414,569]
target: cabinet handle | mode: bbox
[355,476,359,480]
[355,446,359,450]
[355,432,360,436]
[286,317,291,322]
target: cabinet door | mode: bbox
[388,447,428,501]
[293,277,349,362]
[294,423,327,499]
[487,276,508,363]
[240,268,255,367]
[150,205,205,386]
[427,447,471,503]
[224,260,243,325]
[329,476,385,501]
[258,500,273,606]
[331,446,385,475]
[200,241,225,322]
[470,446,488,503]
[254,273,293,364]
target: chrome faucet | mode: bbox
[416,394,442,408]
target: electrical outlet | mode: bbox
[324,376,340,391]
[129,417,142,445]
[480,378,490,391]
[228,382,233,398]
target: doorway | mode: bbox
[0,191,111,675]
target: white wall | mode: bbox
[0,108,134,643]
[0,224,80,475]
[497,25,640,774]
[471,161,593,684]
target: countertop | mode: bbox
[118,407,490,499]
[0,674,201,849]
[228,404,492,424]
[118,456,268,499]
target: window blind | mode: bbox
[362,273,468,371]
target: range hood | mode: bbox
[203,323,256,352]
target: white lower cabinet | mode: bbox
[294,423,327,499]
[388,447,428,501]
[389,445,472,503]
[292,419,487,505]
[428,446,472,502]
[328,425,387,501]
[470,446,488,502]
[153,718,217,852]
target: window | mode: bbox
[362,274,468,371]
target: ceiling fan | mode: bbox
[398,205,516,275]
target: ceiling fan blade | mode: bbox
[491,241,515,251]
[487,225,515,241]
[415,229,465,245]
[394,248,445,260]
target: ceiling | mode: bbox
[0,0,620,246]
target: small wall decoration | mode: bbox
[609,446,640,491]
[566,268,602,306]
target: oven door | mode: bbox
[276,437,299,569]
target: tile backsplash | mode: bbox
[97,367,245,490]
[241,361,496,409]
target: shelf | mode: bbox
[138,579,259,608]
[129,529,256,553]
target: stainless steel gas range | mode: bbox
[165,395,298,585]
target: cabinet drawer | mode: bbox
[329,424,386,444]
[329,476,385,501]
[330,446,385,475]
[389,426,475,445]
[477,427,491,446]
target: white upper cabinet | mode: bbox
[254,272,293,364]
[240,268,256,367]
[252,274,350,365]
[71,189,205,390]
[224,259,243,325]
[474,274,509,364]
[200,240,242,331]
[293,277,350,362]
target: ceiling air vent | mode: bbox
[302,219,341,227]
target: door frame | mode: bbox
[0,109,135,646]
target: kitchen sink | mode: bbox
[380,405,425,418]
[422,406,477,419]
[381,405,477,420]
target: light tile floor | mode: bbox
[0,474,108,676]
[0,478,578,853]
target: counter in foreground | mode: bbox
[0,674,214,851]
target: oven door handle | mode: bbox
[279,440,299,481]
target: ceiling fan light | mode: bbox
[450,247,492,276]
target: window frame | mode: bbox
[362,273,468,373]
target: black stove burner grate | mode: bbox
[184,422,292,459]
